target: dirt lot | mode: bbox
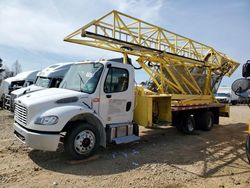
[0,106,250,188]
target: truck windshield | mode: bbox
[10,81,25,91]
[60,63,103,94]
[35,77,51,88]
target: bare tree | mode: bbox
[12,60,22,76]
[3,65,13,78]
[0,59,15,83]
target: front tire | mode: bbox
[231,101,237,105]
[64,122,100,160]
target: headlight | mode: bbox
[35,116,58,125]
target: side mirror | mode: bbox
[232,78,250,94]
[107,63,112,68]
[242,60,250,77]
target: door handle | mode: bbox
[106,95,112,98]
[126,101,132,111]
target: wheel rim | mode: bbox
[187,118,194,132]
[74,130,96,154]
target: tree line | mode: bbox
[0,59,22,80]
[0,59,22,85]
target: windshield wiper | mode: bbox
[78,73,85,92]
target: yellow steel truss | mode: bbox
[64,10,239,96]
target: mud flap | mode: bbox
[219,104,229,117]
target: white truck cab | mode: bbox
[1,71,39,108]
[0,77,16,100]
[1,71,38,96]
[14,60,138,159]
[12,70,39,88]
[9,62,73,111]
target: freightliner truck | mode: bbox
[8,62,74,112]
[13,11,239,159]
[1,70,39,110]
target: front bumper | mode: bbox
[217,99,229,103]
[14,122,60,151]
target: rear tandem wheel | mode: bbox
[196,111,214,131]
[174,113,196,135]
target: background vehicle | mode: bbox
[1,70,39,109]
[231,60,250,163]
[8,62,73,112]
[0,77,15,107]
[215,86,238,105]
[14,10,239,160]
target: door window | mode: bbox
[104,68,129,93]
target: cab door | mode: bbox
[98,62,134,125]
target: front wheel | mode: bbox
[64,122,100,160]
[231,101,237,105]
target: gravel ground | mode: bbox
[0,106,250,188]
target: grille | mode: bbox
[11,93,17,100]
[10,94,17,111]
[15,104,27,125]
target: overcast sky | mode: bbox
[0,0,249,85]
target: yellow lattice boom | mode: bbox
[64,10,239,96]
